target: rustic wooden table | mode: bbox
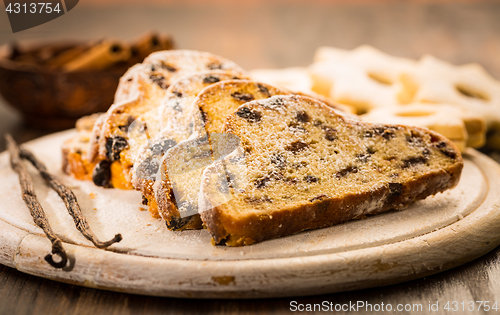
[1,1,500,314]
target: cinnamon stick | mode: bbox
[62,39,131,72]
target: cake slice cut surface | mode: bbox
[154,80,290,230]
[200,95,464,246]
[130,71,250,218]
[62,113,102,181]
[87,51,246,189]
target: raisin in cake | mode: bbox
[154,80,290,230]
[86,50,246,189]
[131,70,250,218]
[199,95,464,246]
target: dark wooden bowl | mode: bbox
[0,42,132,130]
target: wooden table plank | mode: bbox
[1,248,500,315]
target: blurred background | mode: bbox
[2,0,500,71]
[1,0,500,147]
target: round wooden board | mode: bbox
[0,130,500,299]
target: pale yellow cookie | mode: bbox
[399,55,500,148]
[250,67,313,93]
[313,46,350,63]
[314,45,415,85]
[309,45,416,114]
[462,114,487,149]
[250,67,356,114]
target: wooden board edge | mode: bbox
[3,147,500,299]
[0,218,29,269]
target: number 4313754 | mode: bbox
[444,301,499,312]
[5,3,61,14]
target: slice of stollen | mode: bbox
[154,80,291,230]
[154,133,241,230]
[62,113,103,181]
[130,70,251,218]
[86,50,246,190]
[199,95,464,246]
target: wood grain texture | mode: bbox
[1,0,500,313]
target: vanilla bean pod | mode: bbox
[6,134,67,268]
[18,146,122,249]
